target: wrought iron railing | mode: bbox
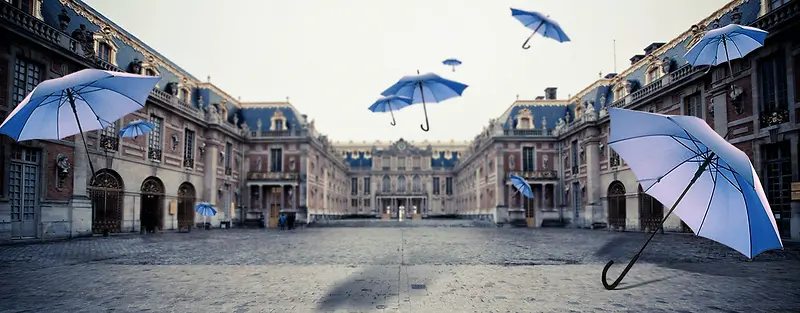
[508,171,558,180]
[100,135,119,151]
[183,158,194,168]
[225,167,232,176]
[502,129,553,136]
[246,171,299,180]
[148,148,162,161]
[750,0,799,32]
[760,108,789,128]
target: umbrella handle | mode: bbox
[389,103,397,126]
[601,152,716,290]
[522,21,545,50]
[418,80,430,132]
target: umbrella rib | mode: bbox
[710,161,743,193]
[78,86,147,108]
[607,133,693,146]
[695,166,719,236]
[676,126,706,155]
[641,153,703,193]
[728,37,745,59]
[734,173,755,258]
[72,92,108,127]
[669,134,705,155]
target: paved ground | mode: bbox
[1,220,799,313]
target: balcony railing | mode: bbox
[247,171,299,181]
[508,171,558,180]
[183,158,194,168]
[100,135,119,151]
[502,129,553,136]
[250,130,306,138]
[751,0,799,32]
[760,108,790,128]
[225,167,232,176]
[0,1,87,56]
[148,148,162,162]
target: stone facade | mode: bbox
[1,0,799,243]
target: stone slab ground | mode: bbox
[1,222,799,312]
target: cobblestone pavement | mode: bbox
[1,221,799,312]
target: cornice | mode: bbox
[567,79,612,103]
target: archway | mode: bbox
[89,169,124,235]
[177,182,196,231]
[140,176,165,233]
[638,185,664,232]
[607,181,626,230]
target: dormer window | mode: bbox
[270,109,287,131]
[93,29,119,66]
[179,88,190,103]
[574,104,583,117]
[275,119,284,131]
[519,117,531,129]
[647,68,660,84]
[614,85,626,101]
[97,43,112,62]
[514,107,535,130]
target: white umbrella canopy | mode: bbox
[600,108,782,290]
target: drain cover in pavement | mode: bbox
[376,304,387,309]
[411,284,426,290]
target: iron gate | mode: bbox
[89,169,124,234]
[607,181,627,230]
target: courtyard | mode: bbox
[0,223,799,313]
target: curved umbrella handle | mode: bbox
[389,104,397,126]
[420,115,430,132]
[418,79,430,132]
[601,254,642,290]
[521,21,545,50]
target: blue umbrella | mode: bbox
[683,24,767,71]
[119,120,155,138]
[509,174,534,199]
[442,58,462,72]
[511,8,570,49]
[368,95,413,126]
[0,69,159,181]
[381,70,468,132]
[195,202,217,228]
[600,108,782,290]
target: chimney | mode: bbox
[604,73,618,79]
[544,87,557,100]
[643,42,666,55]
[630,54,645,65]
[535,96,545,100]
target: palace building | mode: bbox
[0,0,798,242]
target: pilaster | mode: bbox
[584,126,602,224]
[203,137,220,205]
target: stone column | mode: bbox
[203,136,220,205]
[584,126,602,225]
[551,183,557,211]
[69,134,93,236]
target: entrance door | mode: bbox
[268,187,280,228]
[524,189,536,227]
[89,169,124,234]
[638,185,663,232]
[140,177,165,233]
[572,182,580,226]
[8,147,39,238]
[607,181,626,230]
[763,141,792,238]
[177,183,196,231]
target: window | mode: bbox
[7,0,32,14]
[12,58,41,109]
[614,86,625,101]
[100,121,119,151]
[364,198,371,208]
[382,175,390,192]
[647,68,660,84]
[148,115,163,161]
[770,0,789,10]
[179,89,189,103]
[522,147,535,171]
[224,142,233,169]
[445,177,453,195]
[413,157,421,169]
[397,176,406,192]
[270,148,282,172]
[758,52,788,117]
[183,129,195,168]
[275,119,284,131]
[412,175,421,192]
[98,43,111,62]
[363,177,371,195]
[145,68,156,76]
[397,157,406,169]
[382,157,390,170]
[571,141,579,170]
[351,199,358,208]
[433,177,441,195]
[685,93,702,118]
[351,177,358,196]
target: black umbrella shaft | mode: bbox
[66,88,97,185]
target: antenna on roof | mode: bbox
[286,96,290,102]
[612,39,617,73]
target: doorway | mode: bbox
[177,182,196,231]
[638,185,664,232]
[8,146,40,238]
[89,169,124,234]
[607,181,626,230]
[763,141,792,238]
[268,187,280,228]
[140,177,165,233]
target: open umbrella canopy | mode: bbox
[683,24,768,68]
[600,108,782,290]
[510,8,570,49]
[368,95,413,126]
[381,71,468,131]
[119,120,155,138]
[0,69,160,141]
[442,58,462,71]
[509,174,534,199]
[195,202,217,217]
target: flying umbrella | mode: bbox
[442,58,462,72]
[509,174,534,199]
[195,202,217,229]
[381,70,468,132]
[119,120,155,139]
[0,69,160,182]
[511,8,571,49]
[368,95,413,126]
[600,108,783,290]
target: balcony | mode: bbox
[751,0,799,32]
[0,1,88,57]
[508,171,558,180]
[183,158,194,168]
[225,167,232,176]
[250,130,306,138]
[100,135,119,151]
[148,148,162,162]
[760,108,790,128]
[247,171,299,181]
[375,191,427,197]
[502,129,553,136]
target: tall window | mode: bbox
[363,177,371,195]
[100,121,119,151]
[382,175,390,192]
[179,89,189,103]
[183,129,195,168]
[770,0,789,10]
[382,157,391,170]
[433,177,441,195]
[351,177,358,196]
[7,0,32,14]
[646,68,660,84]
[12,58,41,109]
[98,43,112,62]
[148,115,163,161]
[275,119,285,131]
[412,175,421,192]
[445,177,453,195]
[685,93,702,118]
[224,142,232,169]
[397,176,406,192]
[758,52,788,117]
[270,148,282,172]
[397,157,406,169]
[571,140,579,168]
[522,147,535,171]
[413,157,421,169]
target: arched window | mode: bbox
[412,175,421,192]
[397,176,406,192]
[382,175,390,192]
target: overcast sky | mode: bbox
[83,0,730,142]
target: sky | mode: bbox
[82,0,731,143]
